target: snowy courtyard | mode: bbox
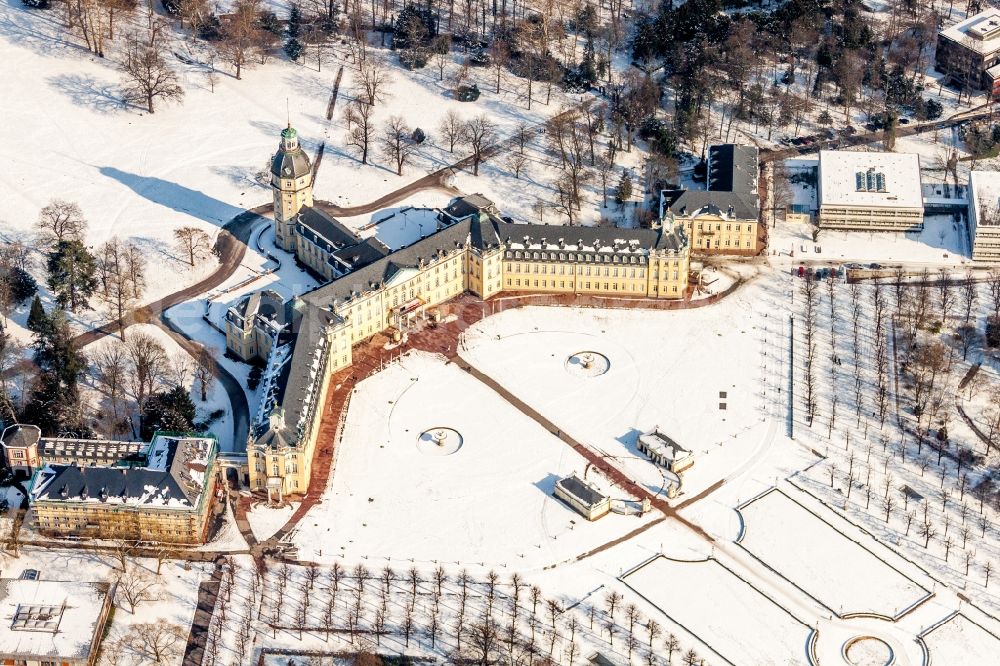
[458,297,774,503]
[291,351,655,568]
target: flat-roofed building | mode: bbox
[553,474,611,520]
[818,150,924,231]
[0,578,114,666]
[936,9,1000,94]
[968,170,1000,262]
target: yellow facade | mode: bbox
[246,235,689,498]
[246,129,693,499]
[683,214,759,253]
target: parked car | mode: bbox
[899,117,910,125]
[869,263,882,269]
[798,265,805,277]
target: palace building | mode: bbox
[233,126,694,501]
[660,144,762,255]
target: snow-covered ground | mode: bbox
[459,298,771,504]
[737,488,929,618]
[922,613,1000,664]
[621,555,811,666]
[291,351,653,568]
[247,500,299,543]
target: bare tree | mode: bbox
[122,622,185,663]
[120,23,185,113]
[117,564,160,613]
[961,269,978,324]
[125,331,168,432]
[97,237,146,337]
[36,200,88,248]
[193,345,216,402]
[344,100,376,164]
[219,0,262,79]
[462,115,498,176]
[93,343,129,428]
[355,55,392,105]
[431,34,451,80]
[465,621,499,664]
[380,116,417,176]
[173,227,213,266]
[438,110,467,153]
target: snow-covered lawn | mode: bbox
[459,298,772,504]
[247,500,299,543]
[291,350,654,568]
[737,488,930,618]
[922,613,1000,664]
[621,555,811,666]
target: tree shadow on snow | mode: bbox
[98,167,244,227]
[47,73,128,114]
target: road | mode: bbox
[760,103,992,163]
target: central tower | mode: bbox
[270,125,314,252]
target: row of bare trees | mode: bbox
[202,559,709,666]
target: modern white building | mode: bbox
[818,150,924,231]
[968,171,1000,262]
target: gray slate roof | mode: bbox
[297,207,364,251]
[556,475,608,507]
[664,189,760,221]
[1,425,40,450]
[31,437,213,509]
[708,144,759,194]
[270,146,312,180]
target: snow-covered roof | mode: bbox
[969,171,1000,227]
[638,427,692,464]
[940,9,1000,55]
[0,578,111,662]
[818,150,923,210]
[30,435,215,510]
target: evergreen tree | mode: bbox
[284,37,303,60]
[33,310,86,391]
[285,5,303,59]
[287,4,301,38]
[615,171,634,204]
[2,268,37,304]
[141,386,197,439]
[23,312,88,435]
[46,240,98,312]
[26,296,50,335]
